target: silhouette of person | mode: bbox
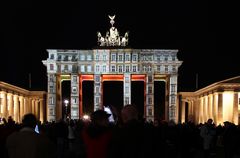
[6,113,56,158]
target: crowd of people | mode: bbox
[0,104,240,158]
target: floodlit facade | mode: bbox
[178,76,240,125]
[42,15,183,122]
[0,82,47,123]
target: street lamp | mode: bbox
[64,99,69,119]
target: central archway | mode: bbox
[103,81,123,114]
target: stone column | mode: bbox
[199,97,204,123]
[181,101,185,123]
[19,96,24,122]
[203,95,208,122]
[193,98,199,124]
[168,75,178,122]
[145,74,154,121]
[213,92,218,124]
[39,99,44,123]
[1,91,8,119]
[35,100,39,120]
[28,98,32,114]
[13,94,19,122]
[47,74,57,122]
[218,93,223,125]
[24,97,29,114]
[123,74,131,105]
[32,99,35,115]
[94,74,102,111]
[8,93,14,118]
[208,94,213,120]
[233,92,238,125]
[71,75,79,119]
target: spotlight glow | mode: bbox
[83,114,90,120]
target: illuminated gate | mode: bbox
[42,15,182,122]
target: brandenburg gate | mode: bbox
[42,15,182,122]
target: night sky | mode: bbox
[1,1,237,93]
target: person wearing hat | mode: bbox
[81,110,112,158]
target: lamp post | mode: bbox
[64,99,69,120]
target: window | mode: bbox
[102,65,106,72]
[103,55,107,61]
[157,55,161,61]
[49,97,54,105]
[80,55,85,61]
[111,54,116,61]
[171,84,176,93]
[148,97,152,104]
[87,65,92,72]
[96,54,99,61]
[164,56,168,61]
[172,66,176,72]
[132,54,137,61]
[50,54,54,59]
[125,86,129,93]
[165,65,168,72]
[132,65,137,72]
[148,66,152,72]
[143,66,147,72]
[148,86,152,94]
[57,55,62,61]
[148,109,152,116]
[125,54,130,61]
[50,64,54,70]
[157,65,161,72]
[49,85,54,93]
[73,76,77,82]
[118,54,123,61]
[72,55,77,61]
[96,97,99,103]
[81,65,85,72]
[87,55,92,61]
[95,86,99,93]
[72,65,78,72]
[148,75,152,82]
[96,65,99,72]
[111,65,116,72]
[125,97,129,105]
[49,75,54,82]
[64,55,68,61]
[64,65,68,71]
[125,65,130,72]
[49,108,54,115]
[118,65,123,72]
[171,95,176,104]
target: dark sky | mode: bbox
[0,1,237,92]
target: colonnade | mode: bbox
[0,88,46,123]
[180,91,239,125]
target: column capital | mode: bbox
[7,92,13,95]
[0,89,7,94]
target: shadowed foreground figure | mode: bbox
[108,104,156,158]
[6,113,56,158]
[81,110,112,158]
